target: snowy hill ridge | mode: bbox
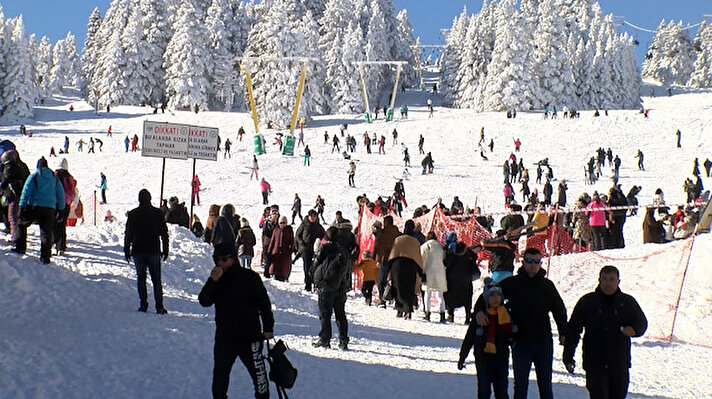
[1,86,712,397]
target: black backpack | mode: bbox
[266,339,297,399]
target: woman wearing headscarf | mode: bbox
[443,232,480,324]
[387,229,423,319]
[268,216,294,281]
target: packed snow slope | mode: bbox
[1,79,712,398]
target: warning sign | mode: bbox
[188,126,219,161]
[142,121,190,160]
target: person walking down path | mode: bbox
[198,243,274,399]
[348,160,356,187]
[124,189,169,314]
[250,155,259,180]
[53,158,78,255]
[563,266,648,399]
[259,178,271,205]
[15,157,65,264]
[303,145,311,166]
[291,193,303,224]
[1,149,30,247]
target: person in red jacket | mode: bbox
[586,192,609,250]
[259,178,271,205]
[191,174,201,206]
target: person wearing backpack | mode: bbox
[53,158,77,254]
[15,157,65,264]
[199,243,274,399]
[311,227,350,350]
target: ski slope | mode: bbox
[1,80,712,398]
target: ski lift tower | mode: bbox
[352,61,408,122]
[235,56,318,137]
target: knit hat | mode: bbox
[270,204,280,214]
[483,277,503,304]
[37,156,48,169]
[212,243,237,263]
[56,158,69,171]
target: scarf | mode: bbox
[485,305,512,354]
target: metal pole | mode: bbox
[242,64,260,133]
[93,190,97,226]
[289,61,308,136]
[159,158,166,206]
[357,65,371,114]
[189,158,196,230]
[389,64,403,110]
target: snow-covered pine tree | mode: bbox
[80,7,102,94]
[455,15,481,108]
[440,7,469,106]
[49,33,80,93]
[364,0,390,108]
[482,1,538,112]
[206,0,239,111]
[394,10,419,87]
[572,36,594,109]
[532,0,574,110]
[473,0,497,111]
[36,36,53,102]
[331,21,364,114]
[617,33,642,108]
[138,0,170,106]
[163,0,211,111]
[2,16,36,118]
[319,0,359,114]
[244,0,326,127]
[643,20,695,85]
[689,20,712,87]
[303,0,328,21]
[87,0,130,108]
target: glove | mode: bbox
[457,359,466,370]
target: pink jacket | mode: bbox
[586,200,608,227]
[503,185,514,198]
[260,180,271,193]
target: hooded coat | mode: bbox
[211,205,238,246]
[420,239,448,292]
[388,235,424,313]
[236,226,256,257]
[444,243,479,310]
[19,166,65,210]
[268,224,294,279]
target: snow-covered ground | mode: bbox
[1,76,712,398]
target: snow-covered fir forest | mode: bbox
[0,0,711,122]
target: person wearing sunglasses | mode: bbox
[473,247,567,399]
[199,242,275,399]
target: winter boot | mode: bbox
[423,311,431,321]
[446,312,454,323]
[439,312,446,323]
[312,340,331,349]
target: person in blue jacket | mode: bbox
[15,157,65,263]
[99,172,107,204]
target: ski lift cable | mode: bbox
[623,20,704,33]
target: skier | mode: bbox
[224,138,232,158]
[250,155,259,180]
[348,160,356,187]
[332,135,340,153]
[635,150,644,171]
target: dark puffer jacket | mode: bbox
[563,287,647,372]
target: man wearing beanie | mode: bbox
[199,243,274,399]
[563,265,648,399]
[124,189,169,313]
[15,156,65,264]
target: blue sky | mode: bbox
[1,0,709,64]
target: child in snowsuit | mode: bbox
[458,278,513,399]
[354,250,378,306]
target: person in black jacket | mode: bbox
[165,196,190,228]
[311,227,350,350]
[474,247,567,399]
[295,210,325,291]
[199,243,274,399]
[563,266,647,399]
[124,189,169,313]
[0,149,30,244]
[443,233,480,324]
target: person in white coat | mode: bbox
[420,232,448,322]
